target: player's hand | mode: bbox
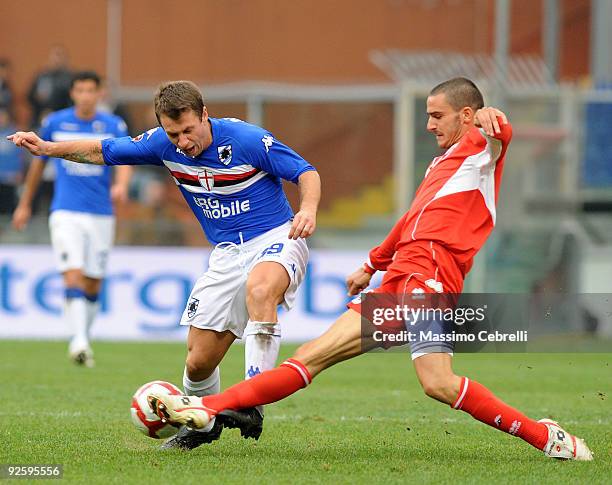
[346,267,373,296]
[111,184,129,204]
[12,204,32,231]
[474,107,508,136]
[288,209,316,239]
[7,132,49,157]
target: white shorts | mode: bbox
[49,210,115,279]
[180,222,309,338]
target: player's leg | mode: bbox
[160,327,236,450]
[183,326,235,422]
[413,352,592,460]
[49,211,91,365]
[148,308,369,429]
[62,268,92,364]
[81,275,102,358]
[81,213,114,358]
[220,261,288,438]
[212,307,367,416]
[243,231,308,386]
[244,261,287,381]
[161,245,247,450]
[223,228,309,437]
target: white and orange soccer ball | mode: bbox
[130,380,183,439]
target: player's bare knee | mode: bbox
[185,353,216,381]
[246,283,280,314]
[63,270,83,289]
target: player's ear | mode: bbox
[201,106,208,122]
[461,107,474,124]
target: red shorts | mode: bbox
[349,242,463,353]
[348,240,464,315]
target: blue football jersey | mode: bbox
[39,107,128,215]
[102,117,315,245]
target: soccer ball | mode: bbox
[130,380,183,439]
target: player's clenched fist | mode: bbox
[12,204,32,231]
[346,267,372,296]
[474,107,508,137]
[7,131,49,157]
[288,209,317,240]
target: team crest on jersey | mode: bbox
[92,120,106,133]
[187,297,199,318]
[217,145,232,165]
[198,169,215,191]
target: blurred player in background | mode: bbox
[148,78,592,461]
[27,45,72,129]
[12,71,131,368]
[0,108,25,218]
[8,80,321,450]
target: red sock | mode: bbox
[452,377,549,450]
[202,358,312,413]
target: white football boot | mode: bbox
[147,393,213,430]
[68,339,95,368]
[539,419,593,461]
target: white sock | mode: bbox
[183,366,220,432]
[65,293,88,354]
[85,300,100,341]
[244,320,281,415]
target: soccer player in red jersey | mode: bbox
[149,78,593,460]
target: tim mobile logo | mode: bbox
[194,197,250,219]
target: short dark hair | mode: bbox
[430,77,484,112]
[71,71,101,88]
[154,81,204,124]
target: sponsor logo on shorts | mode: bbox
[425,278,443,293]
[187,297,199,318]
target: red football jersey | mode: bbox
[368,122,512,280]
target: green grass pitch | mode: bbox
[1,341,610,484]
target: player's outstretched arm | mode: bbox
[289,170,321,240]
[8,131,105,165]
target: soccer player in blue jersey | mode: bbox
[12,71,132,369]
[9,80,321,450]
